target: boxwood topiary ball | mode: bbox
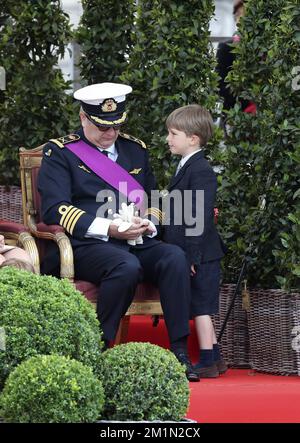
[0,354,105,423]
[101,342,190,421]
[0,267,103,389]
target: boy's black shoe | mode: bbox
[216,358,228,374]
[193,363,219,378]
[173,351,200,382]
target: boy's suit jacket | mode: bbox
[162,151,226,265]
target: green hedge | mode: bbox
[77,0,135,84]
[0,0,221,189]
[218,0,300,290]
[0,0,77,185]
[121,0,221,188]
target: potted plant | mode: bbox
[0,267,103,389]
[99,342,191,422]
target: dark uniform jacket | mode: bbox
[162,151,226,265]
[38,128,161,250]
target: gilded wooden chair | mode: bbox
[19,145,163,344]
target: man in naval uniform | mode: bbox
[38,82,199,381]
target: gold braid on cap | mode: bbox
[90,112,127,126]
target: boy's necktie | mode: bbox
[175,161,182,176]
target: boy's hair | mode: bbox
[166,104,214,146]
[0,258,35,273]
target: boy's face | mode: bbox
[166,127,197,156]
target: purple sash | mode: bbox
[66,140,145,209]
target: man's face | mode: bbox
[80,113,120,148]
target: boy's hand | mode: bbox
[191,264,197,276]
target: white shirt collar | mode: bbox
[179,148,202,168]
[97,143,117,160]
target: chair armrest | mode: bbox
[0,221,40,274]
[16,231,40,274]
[33,223,75,281]
[36,222,65,237]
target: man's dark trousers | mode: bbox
[73,240,191,342]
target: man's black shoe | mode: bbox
[173,351,200,382]
[102,339,110,351]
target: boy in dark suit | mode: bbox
[163,104,227,378]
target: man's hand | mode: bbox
[132,217,156,235]
[191,264,197,276]
[108,220,149,240]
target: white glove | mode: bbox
[112,203,146,245]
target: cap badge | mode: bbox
[101,98,117,113]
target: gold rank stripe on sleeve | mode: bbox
[58,205,86,235]
[144,208,164,224]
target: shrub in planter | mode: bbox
[100,342,190,421]
[0,267,103,389]
[0,354,105,423]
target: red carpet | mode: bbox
[125,316,300,423]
